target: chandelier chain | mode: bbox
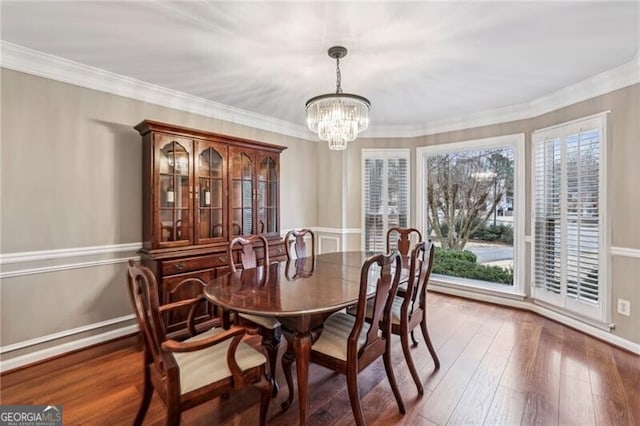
[336,57,343,94]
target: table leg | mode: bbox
[293,331,312,426]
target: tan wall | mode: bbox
[0,69,317,352]
[319,83,640,344]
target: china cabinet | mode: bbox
[135,120,287,332]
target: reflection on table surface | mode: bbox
[204,251,381,317]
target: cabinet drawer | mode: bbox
[160,253,230,275]
[269,243,287,259]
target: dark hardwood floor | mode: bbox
[1,293,638,425]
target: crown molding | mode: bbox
[2,41,638,139]
[0,41,314,141]
[364,52,640,138]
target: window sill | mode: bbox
[429,274,525,301]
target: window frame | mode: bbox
[416,134,526,296]
[361,149,411,252]
[531,113,610,322]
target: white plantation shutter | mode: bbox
[534,137,562,295]
[565,130,600,304]
[362,150,410,253]
[532,114,607,321]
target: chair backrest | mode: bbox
[284,229,315,259]
[349,251,402,359]
[403,240,435,316]
[126,261,209,374]
[386,227,423,257]
[127,261,166,373]
[228,234,270,272]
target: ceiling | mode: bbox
[1,1,638,137]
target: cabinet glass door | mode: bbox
[159,140,191,244]
[197,145,226,242]
[258,155,279,234]
[230,150,254,236]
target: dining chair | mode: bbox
[349,240,440,395]
[282,251,406,425]
[227,234,283,395]
[284,228,315,259]
[126,260,271,426]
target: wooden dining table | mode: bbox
[203,251,379,426]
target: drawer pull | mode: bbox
[220,256,228,263]
[277,248,284,253]
[174,262,185,271]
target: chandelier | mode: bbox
[305,46,370,150]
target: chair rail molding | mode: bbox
[0,242,142,279]
[611,246,640,258]
[313,227,361,234]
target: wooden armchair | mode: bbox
[284,228,315,259]
[284,252,406,425]
[125,260,271,426]
[227,235,283,395]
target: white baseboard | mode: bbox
[0,324,139,373]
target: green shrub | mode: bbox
[435,247,477,263]
[438,221,514,244]
[433,247,513,285]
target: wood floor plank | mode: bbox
[557,373,596,426]
[611,346,640,425]
[585,337,634,425]
[417,330,494,425]
[424,318,484,392]
[446,319,516,426]
[558,327,591,383]
[483,384,526,426]
[519,321,564,426]
[521,391,559,426]
[496,316,543,392]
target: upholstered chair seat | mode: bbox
[311,312,370,361]
[347,296,405,325]
[175,328,267,394]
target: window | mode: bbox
[362,149,410,252]
[532,113,608,321]
[416,134,525,294]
